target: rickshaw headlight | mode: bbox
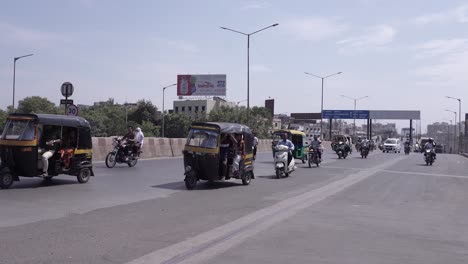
[185,165,192,172]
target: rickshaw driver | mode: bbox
[39,130,62,177]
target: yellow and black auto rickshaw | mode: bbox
[183,122,255,190]
[0,114,94,189]
[272,130,308,163]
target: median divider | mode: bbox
[92,137,275,161]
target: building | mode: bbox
[427,122,455,152]
[401,128,415,137]
[173,97,236,118]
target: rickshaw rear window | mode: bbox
[1,120,36,141]
[187,129,219,149]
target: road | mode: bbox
[1,150,468,264]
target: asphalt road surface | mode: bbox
[1,150,467,264]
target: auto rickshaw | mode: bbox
[272,130,308,163]
[331,134,352,152]
[0,114,94,189]
[183,122,255,190]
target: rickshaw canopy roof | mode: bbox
[273,129,306,136]
[8,114,91,128]
[191,122,252,134]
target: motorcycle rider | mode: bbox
[278,133,295,167]
[309,135,323,160]
[424,138,436,160]
[122,125,136,160]
[404,139,411,152]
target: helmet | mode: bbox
[429,138,434,143]
[313,135,318,140]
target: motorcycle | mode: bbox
[361,144,370,159]
[404,145,411,155]
[308,147,321,168]
[274,145,295,179]
[105,137,139,168]
[424,149,435,166]
[335,142,348,159]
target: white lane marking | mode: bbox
[381,170,468,179]
[126,156,404,264]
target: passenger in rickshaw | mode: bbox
[219,133,235,176]
[39,126,62,176]
[59,129,76,170]
[232,133,245,176]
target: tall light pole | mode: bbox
[220,23,279,113]
[446,96,462,153]
[341,95,368,136]
[124,102,137,126]
[304,71,342,139]
[12,53,34,110]
[162,83,177,138]
[445,109,457,152]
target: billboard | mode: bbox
[177,74,226,96]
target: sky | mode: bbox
[1,0,467,130]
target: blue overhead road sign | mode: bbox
[322,110,370,119]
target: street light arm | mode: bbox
[304,72,323,79]
[14,54,34,61]
[324,71,342,79]
[446,96,461,101]
[340,95,355,101]
[357,95,369,101]
[162,83,177,90]
[220,27,248,36]
[250,23,279,35]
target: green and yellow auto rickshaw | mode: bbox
[183,122,255,190]
[272,129,308,163]
[0,114,94,189]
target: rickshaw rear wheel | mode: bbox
[0,172,14,189]
[77,168,91,184]
[242,171,252,185]
[185,172,197,190]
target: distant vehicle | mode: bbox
[383,138,401,153]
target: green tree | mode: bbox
[17,96,59,114]
[209,106,272,138]
[140,120,160,137]
[164,113,191,138]
[128,99,161,125]
[0,109,7,132]
[80,98,126,137]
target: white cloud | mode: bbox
[412,4,468,25]
[241,0,269,10]
[413,39,468,84]
[0,22,67,48]
[413,39,468,59]
[283,17,348,41]
[251,64,272,72]
[167,40,199,53]
[337,24,396,52]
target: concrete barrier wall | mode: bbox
[92,137,274,161]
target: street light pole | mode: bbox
[221,23,279,113]
[446,96,462,153]
[304,72,342,139]
[162,83,177,138]
[341,95,368,137]
[12,53,33,110]
[445,109,457,152]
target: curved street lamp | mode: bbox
[304,71,342,139]
[12,53,34,110]
[341,95,369,136]
[221,23,279,113]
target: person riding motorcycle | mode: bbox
[122,125,136,160]
[278,133,295,167]
[424,138,436,159]
[309,135,323,160]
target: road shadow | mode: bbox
[257,175,278,179]
[152,180,242,190]
[7,178,79,189]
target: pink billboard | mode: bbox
[177,74,226,96]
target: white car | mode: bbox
[383,138,401,153]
